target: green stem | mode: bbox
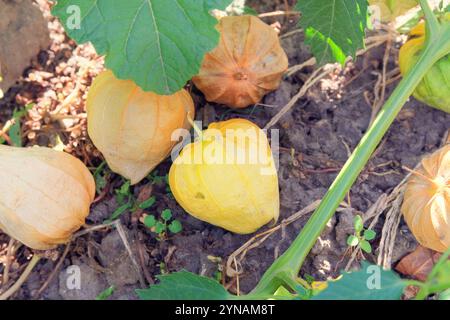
[420,0,440,38]
[251,2,450,296]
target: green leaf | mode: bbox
[295,0,368,65]
[95,174,107,194]
[347,235,360,247]
[204,0,233,11]
[273,286,295,298]
[52,0,233,94]
[96,286,115,300]
[364,229,376,241]
[354,215,364,233]
[155,221,166,234]
[428,260,450,294]
[93,161,108,194]
[8,104,33,147]
[360,240,372,253]
[161,209,172,221]
[439,288,450,300]
[243,6,258,16]
[118,181,131,195]
[313,262,406,300]
[115,180,131,205]
[168,220,182,234]
[144,215,157,228]
[136,270,235,300]
[138,196,156,209]
[106,202,132,223]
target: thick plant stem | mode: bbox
[252,3,450,295]
[0,254,41,300]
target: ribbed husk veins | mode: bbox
[169,119,280,234]
[87,70,195,185]
[0,145,95,250]
[402,145,450,252]
[193,15,288,109]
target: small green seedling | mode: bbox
[92,161,110,194]
[0,103,34,146]
[105,179,156,223]
[95,285,115,300]
[347,215,376,254]
[148,171,173,196]
[207,255,223,283]
[142,208,182,240]
[148,170,166,185]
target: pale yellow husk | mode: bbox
[87,70,195,185]
[0,145,95,250]
[369,0,417,22]
[402,145,450,252]
[169,119,279,234]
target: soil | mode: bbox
[0,1,449,299]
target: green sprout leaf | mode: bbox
[161,209,172,221]
[118,181,131,195]
[96,286,115,300]
[144,215,157,228]
[139,196,156,209]
[313,262,406,300]
[354,215,364,233]
[93,161,108,194]
[364,229,376,241]
[8,104,33,147]
[360,240,372,254]
[295,0,368,65]
[243,6,258,16]
[115,180,131,205]
[155,221,166,234]
[347,235,360,247]
[136,271,235,300]
[168,220,182,234]
[52,0,233,94]
[106,202,132,223]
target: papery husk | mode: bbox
[402,145,450,252]
[87,70,195,185]
[193,15,288,109]
[169,118,279,234]
[0,145,95,250]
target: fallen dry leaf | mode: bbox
[395,246,442,281]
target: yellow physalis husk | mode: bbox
[87,70,195,185]
[399,17,450,114]
[169,119,280,234]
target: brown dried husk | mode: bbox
[193,15,288,109]
[402,145,450,252]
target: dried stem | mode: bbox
[0,254,41,300]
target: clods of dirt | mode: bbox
[0,0,449,300]
[0,0,50,92]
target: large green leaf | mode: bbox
[313,262,406,300]
[52,0,233,94]
[136,271,235,300]
[296,0,369,65]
